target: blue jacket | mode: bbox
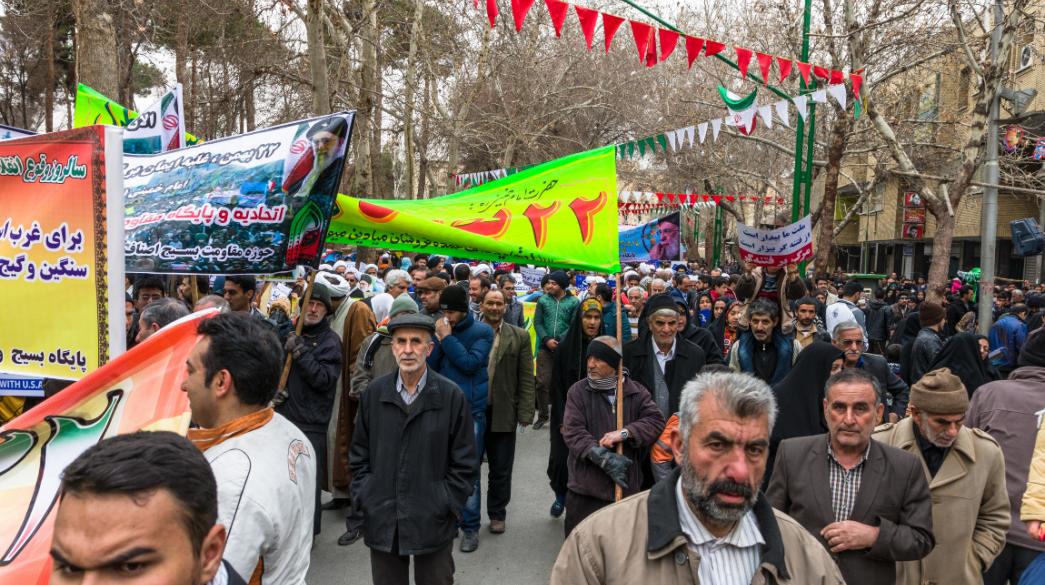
[429,313,494,415]
[601,303,632,342]
[989,314,1028,368]
[735,330,795,385]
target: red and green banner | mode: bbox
[0,310,209,582]
[326,145,620,273]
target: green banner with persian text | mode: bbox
[73,83,200,146]
[326,146,619,273]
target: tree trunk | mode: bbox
[174,7,192,129]
[445,27,489,190]
[814,115,851,273]
[73,0,119,100]
[926,198,955,294]
[307,0,330,114]
[351,0,377,197]
[402,0,423,199]
[417,71,432,198]
[369,25,383,195]
[44,0,56,132]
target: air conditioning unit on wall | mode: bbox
[1018,44,1034,72]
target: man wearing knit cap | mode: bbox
[428,284,494,553]
[909,301,946,383]
[533,270,580,429]
[874,368,1009,585]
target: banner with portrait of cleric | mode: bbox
[122,112,355,275]
[618,212,684,263]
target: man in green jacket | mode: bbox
[533,270,579,429]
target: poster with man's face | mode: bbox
[619,212,684,263]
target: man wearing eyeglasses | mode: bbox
[833,321,908,423]
[648,215,681,262]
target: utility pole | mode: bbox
[792,0,815,222]
[978,0,1003,335]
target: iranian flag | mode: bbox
[122,84,187,154]
[719,86,758,136]
[281,122,315,195]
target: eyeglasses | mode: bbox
[836,339,863,347]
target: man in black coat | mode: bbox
[623,294,708,418]
[350,313,477,585]
[768,368,935,585]
[833,320,908,423]
[275,281,343,535]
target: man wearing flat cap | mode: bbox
[350,313,478,585]
[874,367,1009,585]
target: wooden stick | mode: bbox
[278,270,317,392]
[614,272,624,503]
[189,276,200,308]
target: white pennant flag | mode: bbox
[684,126,695,147]
[698,122,708,144]
[757,105,774,129]
[674,128,687,149]
[826,84,847,109]
[812,89,828,104]
[667,131,678,152]
[793,95,809,121]
[774,100,791,127]
[711,118,723,141]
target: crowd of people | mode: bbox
[35,250,1045,585]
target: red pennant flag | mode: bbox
[684,36,705,68]
[511,0,536,31]
[813,65,830,81]
[829,69,845,85]
[668,193,677,204]
[734,47,753,78]
[575,5,598,50]
[726,195,736,202]
[704,40,725,57]
[485,0,498,28]
[796,61,812,85]
[703,194,710,202]
[602,13,624,54]
[474,0,479,8]
[712,194,722,204]
[656,192,665,203]
[545,0,569,37]
[658,29,679,62]
[850,73,863,98]
[629,20,656,66]
[756,52,773,85]
[776,56,793,83]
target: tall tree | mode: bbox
[72,0,118,99]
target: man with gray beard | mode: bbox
[552,372,844,584]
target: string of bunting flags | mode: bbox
[617,191,787,213]
[476,0,864,95]
[450,163,537,188]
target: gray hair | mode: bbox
[141,298,191,330]
[825,368,882,406]
[627,286,645,298]
[832,320,863,339]
[678,372,777,445]
[385,269,410,289]
[193,294,229,313]
[650,278,668,290]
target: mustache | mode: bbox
[706,478,754,500]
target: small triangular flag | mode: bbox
[666,130,678,152]
[685,36,705,68]
[757,105,774,129]
[704,40,725,57]
[545,0,569,37]
[627,141,635,157]
[830,69,845,85]
[849,73,863,99]
[774,100,790,127]
[796,62,812,85]
[826,84,847,109]
[735,47,753,78]
[511,0,536,32]
[485,0,499,28]
[637,140,646,156]
[656,134,668,151]
[603,13,624,54]
[756,52,773,85]
[812,88,827,103]
[646,137,656,152]
[575,5,598,50]
[793,95,809,121]
[776,57,793,83]
[711,118,722,141]
[684,125,695,146]
[658,29,679,62]
[629,20,656,66]
[813,65,830,81]
[698,122,708,143]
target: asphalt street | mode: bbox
[306,425,565,584]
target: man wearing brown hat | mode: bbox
[909,301,946,383]
[416,276,446,322]
[873,368,1010,585]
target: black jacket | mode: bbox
[865,299,890,342]
[857,353,909,420]
[945,299,974,336]
[624,331,708,416]
[276,318,343,433]
[350,369,477,555]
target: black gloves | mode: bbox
[588,446,632,489]
[284,334,307,359]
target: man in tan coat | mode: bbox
[873,368,1009,585]
[551,371,844,585]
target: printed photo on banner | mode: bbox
[903,207,926,224]
[122,112,355,275]
[619,211,685,263]
[903,223,925,240]
[738,216,813,268]
[0,123,35,142]
[0,126,126,381]
[903,191,924,208]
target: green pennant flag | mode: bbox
[638,140,646,156]
[657,134,668,151]
[627,141,635,158]
[326,146,620,272]
[74,83,200,146]
[646,137,656,153]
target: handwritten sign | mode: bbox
[0,126,126,380]
[738,216,813,268]
[123,112,354,275]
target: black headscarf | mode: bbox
[898,311,923,383]
[925,333,997,397]
[707,297,735,355]
[770,342,844,445]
